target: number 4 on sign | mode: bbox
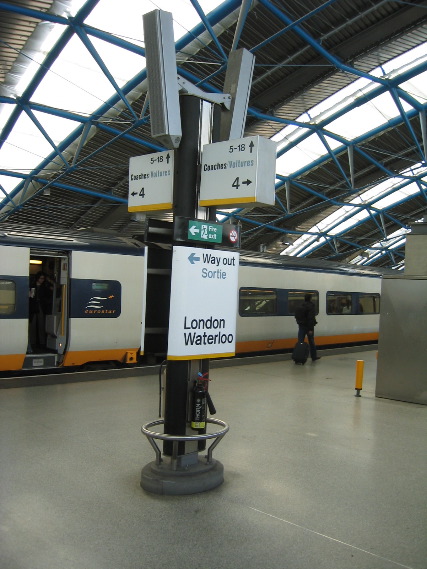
[139,188,145,197]
[232,177,252,190]
[232,177,240,190]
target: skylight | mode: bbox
[275,133,341,176]
[273,42,427,158]
[0,0,223,195]
[0,1,425,270]
[350,228,409,267]
[281,163,427,258]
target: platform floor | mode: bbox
[1,350,426,569]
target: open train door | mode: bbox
[24,251,69,370]
[44,255,69,357]
[0,245,29,371]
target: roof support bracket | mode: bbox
[72,24,139,122]
[390,88,425,163]
[189,0,228,61]
[22,105,69,168]
[420,110,427,164]
[379,213,388,240]
[348,145,355,189]
[285,180,291,213]
[71,122,93,166]
[318,130,352,189]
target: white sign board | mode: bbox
[199,135,277,208]
[167,246,239,360]
[128,150,174,212]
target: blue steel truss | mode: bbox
[0,0,426,267]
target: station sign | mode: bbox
[199,135,277,208]
[173,217,240,248]
[128,150,174,212]
[167,246,239,360]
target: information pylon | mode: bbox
[141,97,226,495]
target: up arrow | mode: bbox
[249,141,255,153]
[188,252,201,264]
[189,225,199,236]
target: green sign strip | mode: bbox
[187,220,223,243]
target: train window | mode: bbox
[0,280,16,314]
[358,293,380,314]
[288,290,319,315]
[239,288,277,316]
[326,292,353,314]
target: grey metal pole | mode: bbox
[163,95,203,457]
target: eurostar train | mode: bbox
[0,225,389,374]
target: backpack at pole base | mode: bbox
[292,341,309,365]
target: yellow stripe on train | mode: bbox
[62,349,140,367]
[235,332,379,354]
[0,354,26,372]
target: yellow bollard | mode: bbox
[355,360,364,397]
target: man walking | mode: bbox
[295,293,321,362]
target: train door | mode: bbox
[0,245,29,371]
[62,250,145,367]
[25,251,69,370]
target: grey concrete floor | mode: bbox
[0,350,426,569]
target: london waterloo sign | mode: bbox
[167,246,239,360]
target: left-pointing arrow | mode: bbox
[189,225,199,236]
[188,252,201,264]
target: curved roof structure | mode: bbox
[1,0,426,269]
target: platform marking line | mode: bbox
[249,507,415,569]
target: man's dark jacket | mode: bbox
[295,301,317,329]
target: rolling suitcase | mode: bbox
[292,341,309,365]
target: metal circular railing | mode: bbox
[141,418,229,469]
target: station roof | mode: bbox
[1,0,426,270]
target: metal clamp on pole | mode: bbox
[141,417,229,470]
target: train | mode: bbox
[0,224,390,375]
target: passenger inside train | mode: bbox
[27,258,60,354]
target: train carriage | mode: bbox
[0,225,391,374]
[236,253,384,355]
[0,227,147,372]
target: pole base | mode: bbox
[140,458,224,495]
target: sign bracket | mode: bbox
[177,75,232,109]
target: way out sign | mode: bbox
[167,246,239,360]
